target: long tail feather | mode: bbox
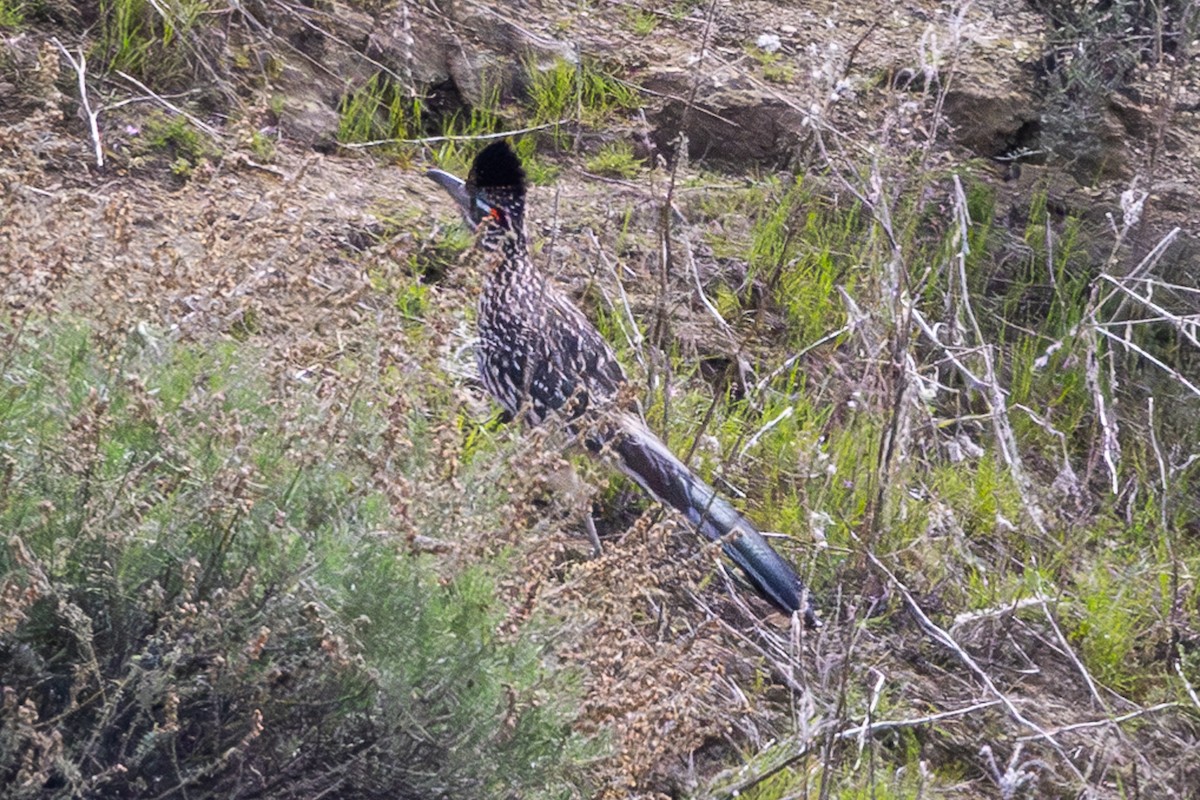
[611,416,818,627]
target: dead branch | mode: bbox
[1015,702,1183,743]
[863,547,1088,785]
[340,120,573,149]
[114,71,221,139]
[51,38,103,168]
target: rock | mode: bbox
[251,3,378,147]
[274,63,344,149]
[645,72,806,167]
[942,86,1038,158]
[366,1,576,108]
[260,0,581,147]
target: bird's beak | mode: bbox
[425,168,474,222]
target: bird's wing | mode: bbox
[543,293,627,408]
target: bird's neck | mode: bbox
[484,230,536,287]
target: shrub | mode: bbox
[0,322,591,799]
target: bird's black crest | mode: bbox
[469,141,526,191]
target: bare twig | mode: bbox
[1176,656,1200,713]
[738,406,793,460]
[340,120,573,149]
[269,0,415,90]
[854,667,886,765]
[114,71,221,139]
[909,306,987,389]
[1014,702,1183,742]
[52,38,103,168]
[950,175,1047,534]
[647,0,718,436]
[1148,397,1180,621]
[863,547,1087,784]
[714,698,1003,796]
[1084,330,1122,495]
[950,597,1044,630]
[1094,326,1200,399]
[684,237,736,340]
[1098,271,1200,349]
[585,229,646,371]
[840,699,1004,741]
[1032,590,1109,711]
[753,323,851,399]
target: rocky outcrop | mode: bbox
[644,72,806,167]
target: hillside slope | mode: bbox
[2,1,1200,797]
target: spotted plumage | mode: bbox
[426,141,818,626]
[475,234,626,426]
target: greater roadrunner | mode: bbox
[427,141,818,626]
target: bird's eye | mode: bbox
[474,197,503,225]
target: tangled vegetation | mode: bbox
[2,0,1199,797]
[0,324,592,798]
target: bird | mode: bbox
[426,140,818,627]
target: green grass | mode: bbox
[337,72,425,148]
[1072,563,1146,694]
[245,127,276,162]
[0,320,594,798]
[335,77,569,184]
[625,8,659,36]
[4,2,1199,791]
[337,59,640,176]
[585,140,642,178]
[668,0,707,19]
[712,722,957,799]
[748,48,796,84]
[0,0,26,27]
[95,0,207,84]
[681,159,1198,726]
[525,58,640,143]
[134,112,218,179]
[735,177,860,344]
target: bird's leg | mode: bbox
[583,509,602,559]
[543,459,603,558]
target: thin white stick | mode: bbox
[114,71,221,138]
[753,323,851,397]
[684,237,736,339]
[1099,273,1200,349]
[52,38,103,168]
[910,306,987,389]
[340,120,573,149]
[952,174,1045,534]
[1148,397,1169,531]
[1091,227,1181,311]
[837,699,1003,741]
[712,698,1006,795]
[1015,702,1182,742]
[1176,657,1200,712]
[1033,590,1109,710]
[863,548,1087,784]
[738,406,793,460]
[1094,326,1200,399]
[854,667,887,762]
[1084,332,1121,494]
[951,596,1043,630]
[585,229,646,370]
[1122,277,1200,296]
